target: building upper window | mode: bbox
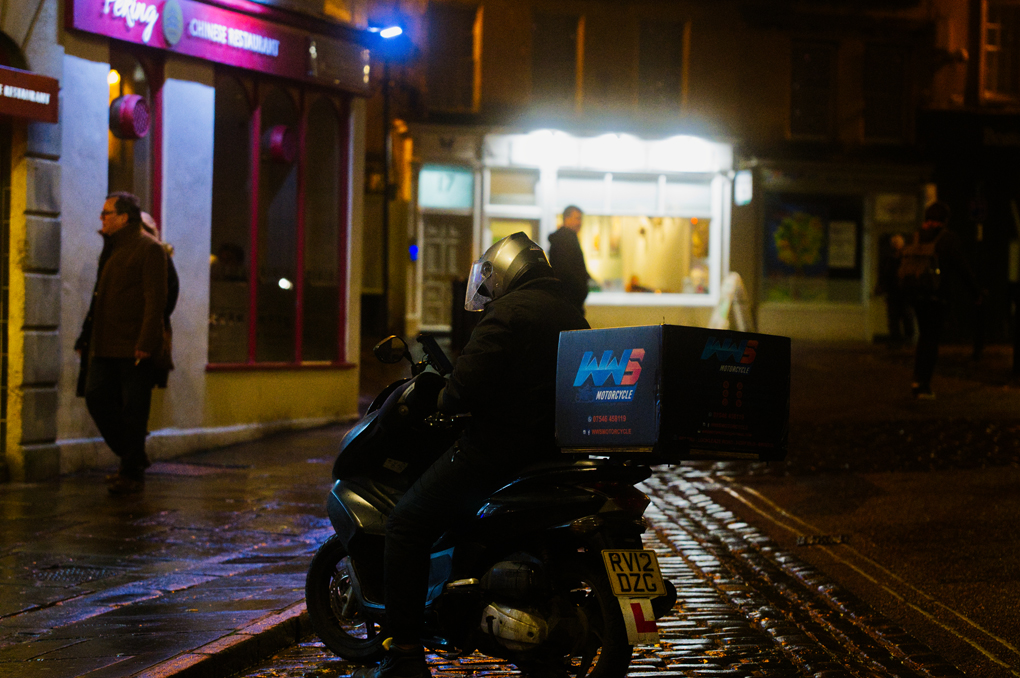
[532,12,582,112]
[863,43,908,141]
[789,41,835,139]
[638,19,687,110]
[425,2,481,112]
[983,0,1020,100]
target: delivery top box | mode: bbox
[555,325,790,462]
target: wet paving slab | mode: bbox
[0,426,346,678]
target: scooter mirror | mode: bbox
[373,335,411,364]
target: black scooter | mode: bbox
[305,334,677,678]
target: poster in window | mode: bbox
[827,221,857,269]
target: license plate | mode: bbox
[601,549,666,598]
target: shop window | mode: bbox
[256,86,299,363]
[863,43,908,141]
[790,41,835,139]
[489,218,538,245]
[209,73,350,366]
[489,169,538,206]
[638,19,685,109]
[533,12,581,111]
[571,214,710,295]
[210,75,252,363]
[761,194,863,304]
[555,173,712,295]
[108,49,155,211]
[983,1,1020,99]
[610,176,658,214]
[426,2,480,112]
[302,97,342,362]
[419,165,474,209]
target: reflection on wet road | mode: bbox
[236,468,961,678]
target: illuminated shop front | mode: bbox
[26,0,375,479]
[411,129,734,332]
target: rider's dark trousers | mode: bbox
[384,441,520,645]
[85,356,155,481]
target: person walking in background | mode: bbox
[74,192,168,495]
[899,201,982,400]
[547,205,592,315]
[876,232,914,347]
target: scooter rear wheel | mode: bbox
[306,534,387,662]
[560,559,633,678]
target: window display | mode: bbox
[762,193,863,303]
[576,215,710,294]
[554,171,715,296]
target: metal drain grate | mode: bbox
[32,566,118,585]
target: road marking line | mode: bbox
[718,480,1020,675]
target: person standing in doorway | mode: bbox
[75,192,168,495]
[547,205,592,315]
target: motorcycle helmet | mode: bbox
[464,232,551,311]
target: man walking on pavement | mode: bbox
[75,192,168,495]
[547,205,592,315]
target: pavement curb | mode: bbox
[135,602,309,678]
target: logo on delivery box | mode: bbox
[573,349,644,403]
[701,336,757,374]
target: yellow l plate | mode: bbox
[601,549,666,598]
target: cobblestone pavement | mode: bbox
[234,466,961,678]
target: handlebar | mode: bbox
[415,333,454,376]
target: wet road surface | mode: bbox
[234,465,963,678]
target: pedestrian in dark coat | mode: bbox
[907,201,981,399]
[75,192,168,495]
[547,205,592,314]
[355,233,589,678]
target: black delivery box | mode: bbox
[555,325,790,462]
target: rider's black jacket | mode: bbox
[441,273,590,462]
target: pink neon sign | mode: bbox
[68,0,369,91]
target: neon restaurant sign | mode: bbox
[67,0,370,92]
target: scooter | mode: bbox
[306,333,677,678]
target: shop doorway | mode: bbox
[421,214,473,330]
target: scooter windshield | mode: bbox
[464,260,492,312]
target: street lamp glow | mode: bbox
[379,26,402,38]
[278,278,293,290]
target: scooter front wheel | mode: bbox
[306,534,387,662]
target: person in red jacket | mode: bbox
[75,192,168,495]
